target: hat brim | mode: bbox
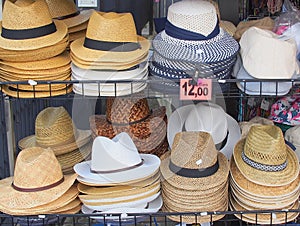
[18,129,91,155]
[74,154,160,185]
[62,9,94,29]
[70,36,150,63]
[160,151,229,190]
[233,138,299,186]
[167,104,241,159]
[0,173,77,210]
[0,20,68,51]
[68,21,88,33]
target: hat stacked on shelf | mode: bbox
[74,132,162,222]
[149,0,239,93]
[18,106,92,174]
[285,125,300,160]
[70,11,150,96]
[45,0,94,47]
[234,27,299,96]
[160,131,230,224]
[89,95,168,157]
[0,147,80,215]
[0,0,72,98]
[229,125,300,224]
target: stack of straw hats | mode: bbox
[0,0,72,98]
[229,125,300,224]
[45,0,93,47]
[160,131,230,224]
[149,0,239,93]
[18,106,92,174]
[234,27,299,96]
[0,147,80,215]
[70,11,150,96]
[74,132,162,220]
[89,95,168,157]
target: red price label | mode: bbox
[180,78,212,100]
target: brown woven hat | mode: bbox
[70,11,150,66]
[160,131,229,190]
[0,147,77,211]
[45,0,93,28]
[0,0,68,50]
[233,125,299,187]
[18,106,91,155]
[89,96,167,156]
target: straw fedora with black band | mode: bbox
[18,106,91,155]
[0,0,68,51]
[233,125,299,187]
[70,11,150,67]
[0,147,77,212]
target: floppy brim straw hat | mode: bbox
[167,104,241,159]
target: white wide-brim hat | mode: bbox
[167,103,241,159]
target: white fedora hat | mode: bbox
[167,102,241,159]
[74,132,161,185]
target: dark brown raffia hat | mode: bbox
[89,95,167,156]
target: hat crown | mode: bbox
[106,97,150,124]
[85,11,138,43]
[244,125,287,165]
[285,126,300,146]
[184,103,228,144]
[13,147,63,189]
[35,106,77,147]
[167,0,218,36]
[45,0,78,19]
[2,0,53,30]
[91,132,142,172]
[171,131,218,170]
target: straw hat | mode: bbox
[239,116,274,139]
[45,0,93,28]
[74,132,161,185]
[18,106,91,155]
[160,131,229,190]
[70,11,150,67]
[0,147,77,211]
[89,96,167,155]
[285,125,300,160]
[0,0,68,51]
[233,125,299,187]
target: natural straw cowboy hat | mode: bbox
[0,0,68,50]
[70,11,150,66]
[233,125,299,187]
[74,132,161,185]
[45,0,93,29]
[160,131,229,191]
[18,106,91,155]
[0,147,77,211]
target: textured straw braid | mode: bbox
[45,0,78,19]
[244,125,287,165]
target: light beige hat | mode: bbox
[18,106,91,155]
[233,125,299,187]
[0,147,77,212]
[285,125,300,160]
[0,0,68,51]
[70,11,150,68]
[240,27,299,79]
[239,116,274,139]
[45,0,93,28]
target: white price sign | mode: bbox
[77,0,98,7]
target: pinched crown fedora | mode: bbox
[0,147,77,210]
[70,11,150,67]
[233,125,299,186]
[0,0,68,50]
[18,106,91,155]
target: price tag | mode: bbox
[180,79,212,100]
[260,99,270,111]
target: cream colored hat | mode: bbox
[240,27,299,79]
[0,0,68,51]
[239,116,274,139]
[285,125,300,160]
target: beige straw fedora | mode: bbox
[160,131,229,190]
[0,147,77,211]
[0,0,68,51]
[233,125,299,187]
[45,0,93,28]
[18,106,91,155]
[70,11,150,66]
